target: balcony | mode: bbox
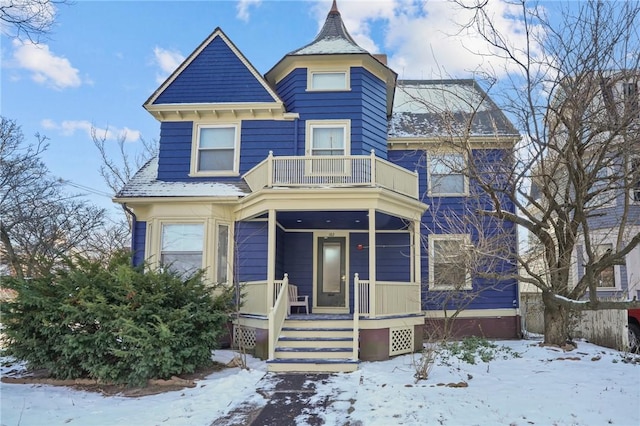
[243,151,419,199]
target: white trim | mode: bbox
[190,122,240,177]
[305,119,351,156]
[214,221,232,285]
[428,233,472,291]
[426,151,469,197]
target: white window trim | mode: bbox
[307,67,350,91]
[305,119,351,156]
[214,221,232,285]
[428,234,472,291]
[427,152,469,197]
[581,242,622,291]
[158,220,208,275]
[190,122,240,177]
[631,157,640,204]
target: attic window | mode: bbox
[309,71,348,91]
[191,124,240,176]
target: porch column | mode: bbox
[413,219,422,312]
[267,209,276,309]
[368,208,377,318]
[413,219,421,285]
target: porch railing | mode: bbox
[243,150,419,199]
[357,280,422,318]
[240,278,288,316]
[268,274,289,360]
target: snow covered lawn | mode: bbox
[1,338,639,426]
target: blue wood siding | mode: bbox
[157,121,192,181]
[274,66,388,158]
[376,233,411,281]
[157,120,295,181]
[389,148,519,311]
[132,220,146,267]
[235,221,268,282]
[355,68,388,158]
[239,120,296,173]
[283,232,314,306]
[154,36,274,104]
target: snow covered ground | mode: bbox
[1,338,639,426]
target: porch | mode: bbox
[235,274,424,372]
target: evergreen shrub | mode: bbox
[0,252,232,386]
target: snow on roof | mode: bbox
[116,157,249,199]
[389,80,520,138]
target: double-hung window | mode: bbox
[594,243,616,289]
[428,153,467,196]
[161,223,204,276]
[632,158,640,203]
[306,120,350,176]
[429,235,471,290]
[193,124,239,175]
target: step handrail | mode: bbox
[353,273,360,360]
[268,273,289,360]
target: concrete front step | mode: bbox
[267,358,359,373]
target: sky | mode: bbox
[2,339,640,425]
[0,0,539,216]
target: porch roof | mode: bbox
[115,157,249,199]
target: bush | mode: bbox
[0,253,232,386]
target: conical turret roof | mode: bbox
[288,0,368,55]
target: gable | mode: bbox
[146,28,280,106]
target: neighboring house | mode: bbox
[520,71,640,341]
[115,1,520,372]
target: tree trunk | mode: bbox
[542,291,571,346]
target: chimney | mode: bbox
[373,54,387,65]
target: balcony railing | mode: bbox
[243,150,419,199]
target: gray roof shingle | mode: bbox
[389,80,519,138]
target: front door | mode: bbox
[316,236,347,311]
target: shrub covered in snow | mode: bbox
[0,252,232,386]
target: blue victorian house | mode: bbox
[116,1,520,372]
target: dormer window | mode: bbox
[191,123,240,176]
[308,69,349,91]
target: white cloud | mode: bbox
[236,0,262,22]
[41,119,141,142]
[11,39,82,90]
[310,0,542,80]
[153,46,185,84]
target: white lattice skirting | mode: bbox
[390,326,414,356]
[233,325,256,350]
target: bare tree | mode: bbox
[91,126,157,197]
[446,0,640,345]
[0,116,106,278]
[0,0,71,43]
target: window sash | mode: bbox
[429,154,466,195]
[216,224,229,284]
[311,127,346,156]
[311,72,347,90]
[595,243,615,288]
[430,237,470,289]
[161,224,204,275]
[197,126,237,172]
